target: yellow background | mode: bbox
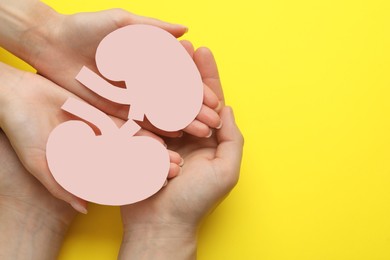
[1,0,390,259]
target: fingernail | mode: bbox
[163,179,168,187]
[205,129,213,138]
[71,201,88,214]
[179,166,183,175]
[228,106,235,120]
[178,24,189,33]
[216,120,223,129]
[164,143,168,148]
[178,131,184,138]
[179,158,185,167]
[215,101,223,111]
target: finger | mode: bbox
[113,9,188,38]
[203,83,220,111]
[193,47,225,105]
[168,150,183,165]
[180,43,220,113]
[183,119,212,138]
[182,44,222,130]
[168,163,181,179]
[180,40,195,58]
[214,107,244,188]
[196,104,222,129]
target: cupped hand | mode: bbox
[0,129,76,259]
[0,129,76,227]
[0,62,183,213]
[120,47,244,237]
[27,8,221,138]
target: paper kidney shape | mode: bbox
[94,24,203,131]
[46,99,170,205]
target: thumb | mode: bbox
[214,106,244,188]
[106,8,188,38]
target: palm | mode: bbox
[120,47,243,229]
[34,10,189,123]
[43,9,187,71]
[1,64,182,211]
[1,71,79,201]
[121,134,224,226]
[34,10,129,119]
[32,10,220,138]
[167,135,221,217]
[0,129,76,226]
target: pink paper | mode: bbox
[46,25,203,205]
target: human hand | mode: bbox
[118,47,244,260]
[0,62,183,213]
[0,129,76,260]
[0,1,221,138]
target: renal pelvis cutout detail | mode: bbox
[46,25,203,205]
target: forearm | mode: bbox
[118,224,198,260]
[0,0,59,66]
[0,203,68,260]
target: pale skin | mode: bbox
[0,0,244,258]
[0,46,243,259]
[0,0,222,213]
[0,62,183,213]
[0,129,76,260]
[0,0,222,138]
[118,47,244,259]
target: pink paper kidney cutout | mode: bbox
[76,24,203,131]
[46,98,170,205]
[46,25,204,206]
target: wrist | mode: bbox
[0,201,72,260]
[119,223,198,260]
[0,0,62,67]
[0,192,76,229]
[0,200,72,236]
